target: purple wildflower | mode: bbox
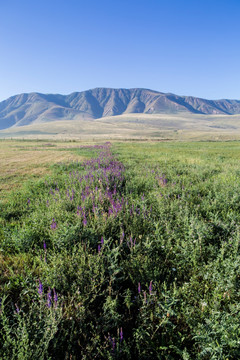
[120,327,123,342]
[51,218,57,230]
[120,231,125,244]
[149,280,153,295]
[138,282,141,294]
[112,337,116,351]
[38,280,43,296]
[130,236,133,248]
[27,198,30,205]
[98,244,101,253]
[15,304,20,314]
[43,241,47,251]
[101,236,104,246]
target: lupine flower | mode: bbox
[130,236,133,248]
[27,198,30,205]
[38,280,43,296]
[138,282,141,294]
[120,328,123,342]
[98,244,101,253]
[112,337,116,351]
[51,218,57,230]
[15,304,20,314]
[101,236,104,246]
[149,280,153,295]
[43,241,47,251]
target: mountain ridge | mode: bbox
[1,87,240,130]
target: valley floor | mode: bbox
[0,140,240,359]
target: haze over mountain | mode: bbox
[1,88,240,130]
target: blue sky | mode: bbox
[0,0,239,101]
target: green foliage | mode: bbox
[0,295,62,360]
[1,141,240,359]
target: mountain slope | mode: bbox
[0,88,240,130]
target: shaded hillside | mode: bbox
[0,88,240,130]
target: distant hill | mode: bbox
[0,88,240,130]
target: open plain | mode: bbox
[1,113,240,141]
[1,139,240,359]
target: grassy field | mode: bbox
[1,140,240,359]
[0,140,97,199]
[1,113,240,141]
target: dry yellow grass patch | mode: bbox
[0,140,86,196]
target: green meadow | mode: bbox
[0,139,240,359]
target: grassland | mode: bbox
[0,140,89,199]
[1,140,240,359]
[1,113,240,141]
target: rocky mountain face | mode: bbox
[0,88,240,130]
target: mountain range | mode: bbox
[1,88,240,130]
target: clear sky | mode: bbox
[0,0,239,101]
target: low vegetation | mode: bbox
[0,140,240,359]
[0,140,85,199]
